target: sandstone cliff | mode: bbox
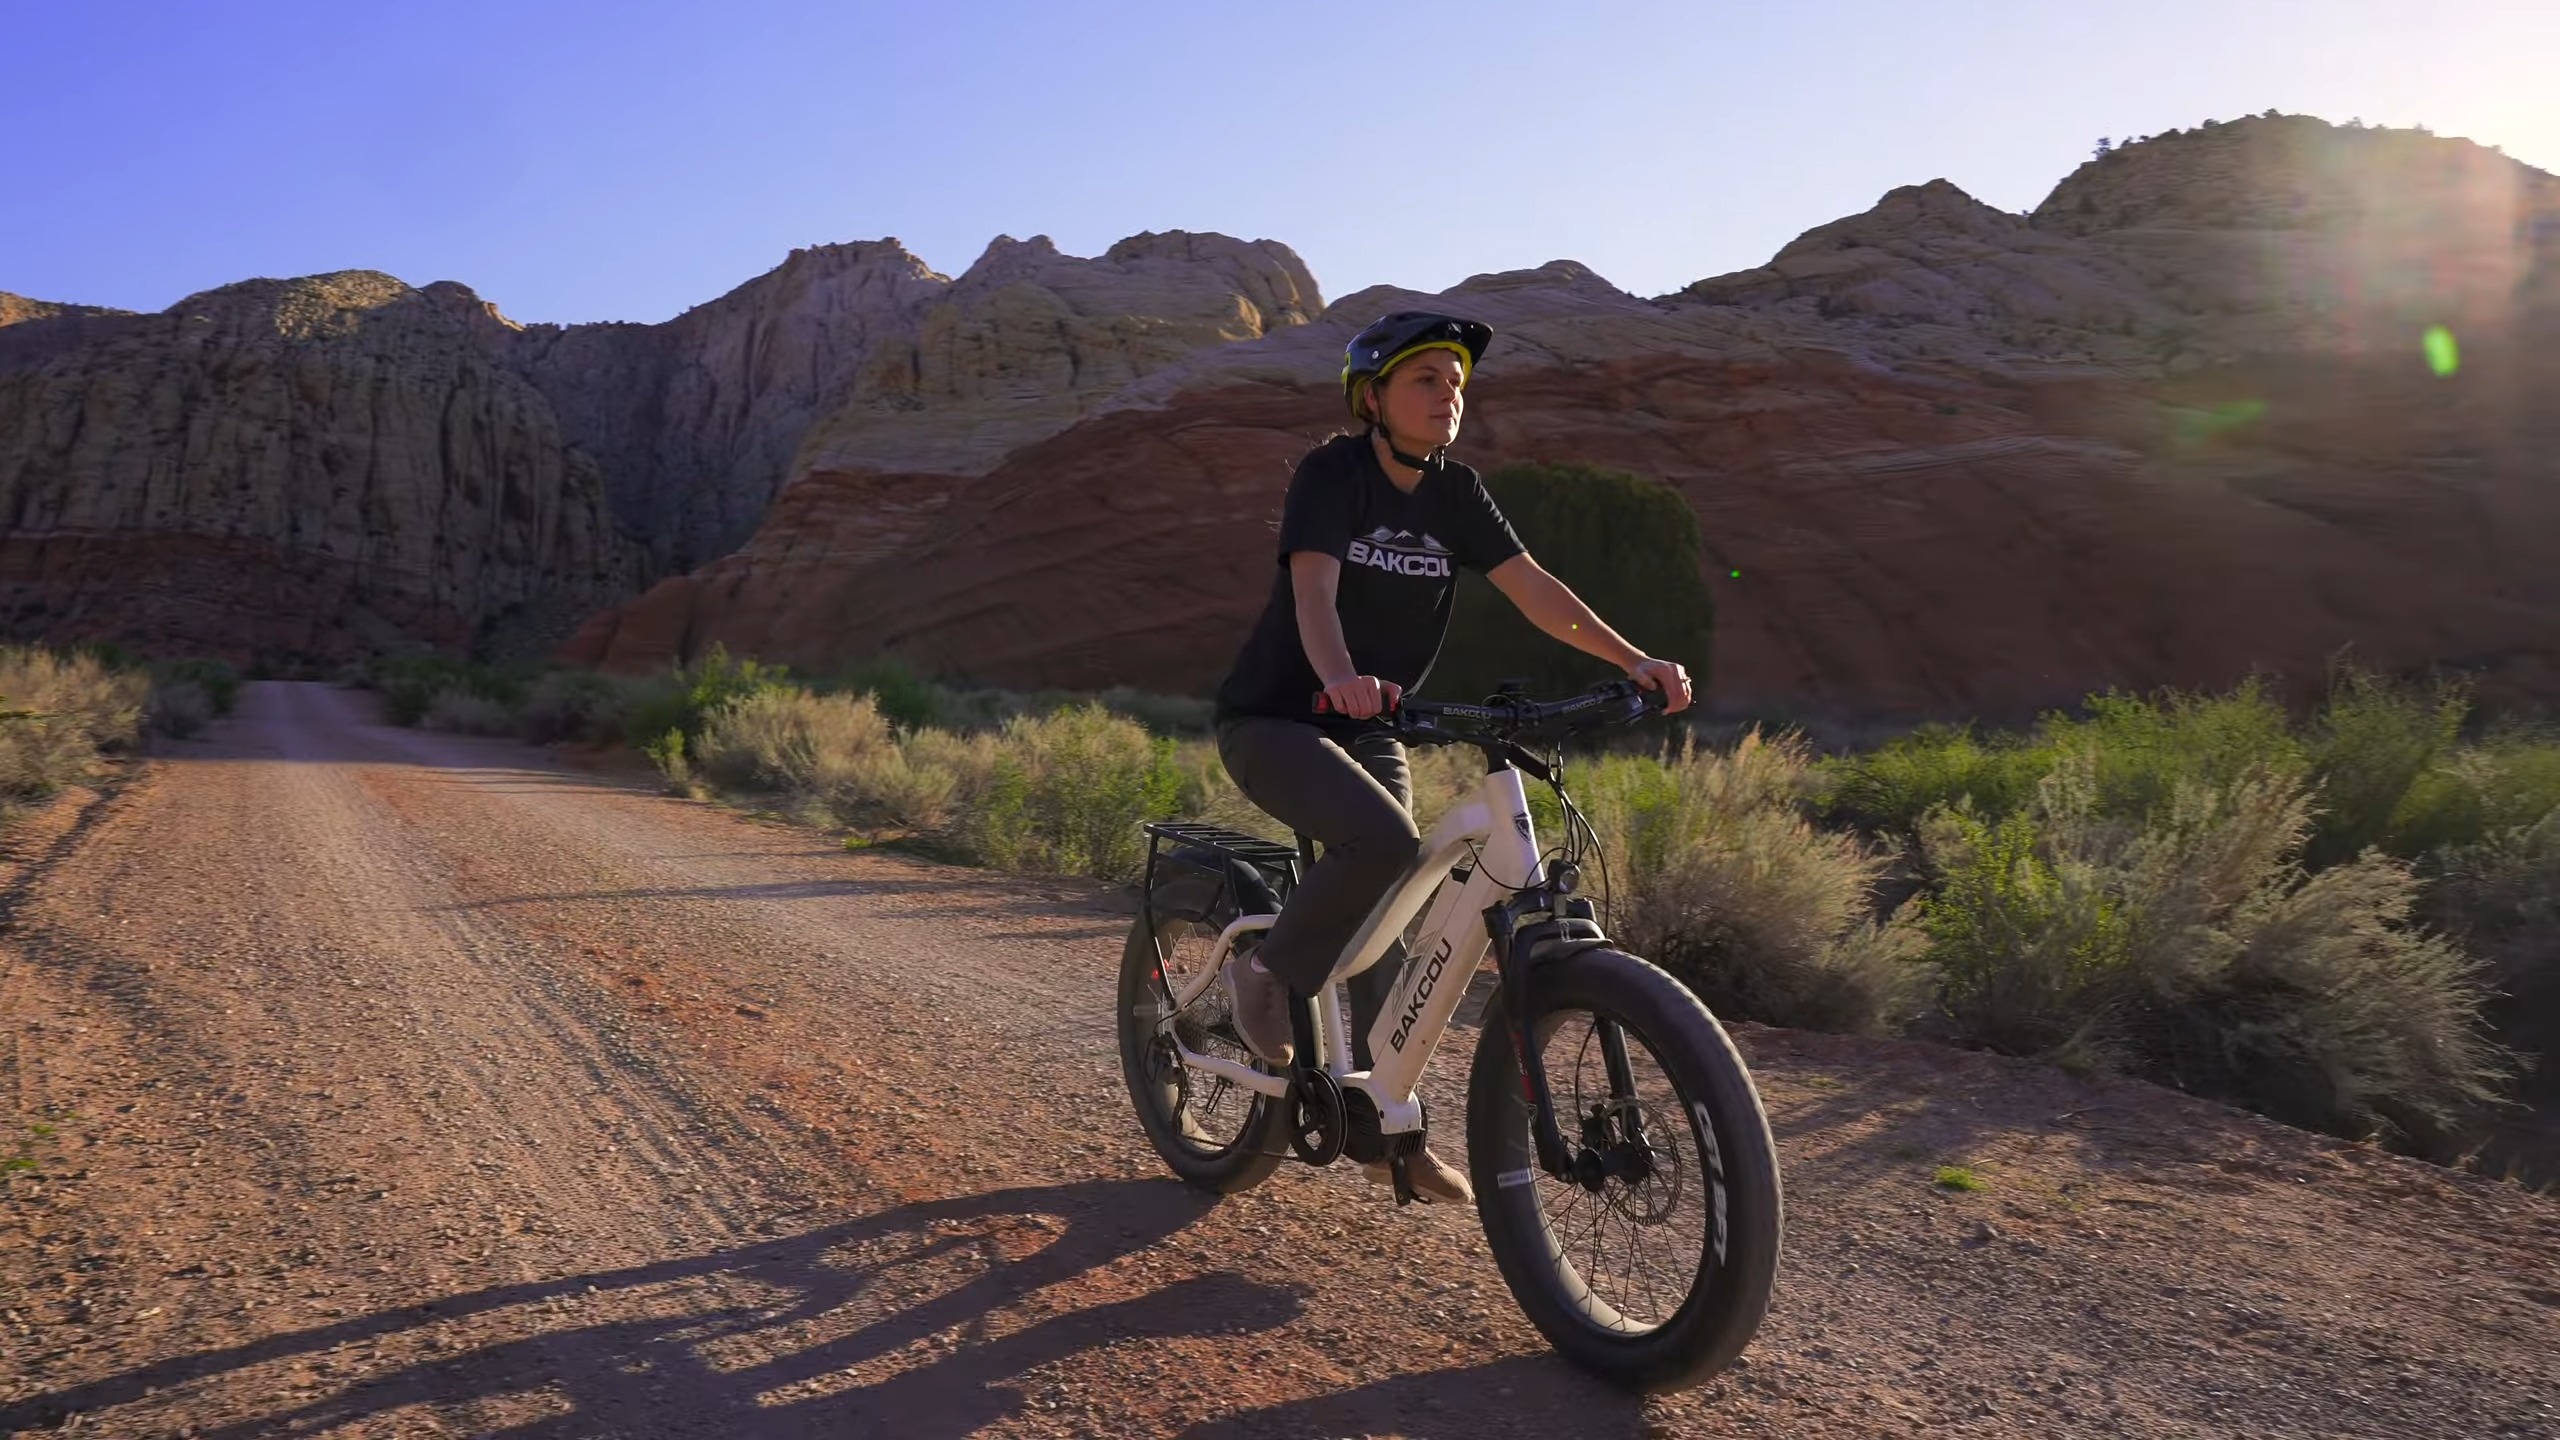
[485,230,1319,569]
[0,272,646,664]
[0,233,1321,660]
[565,116,2560,725]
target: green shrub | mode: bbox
[422,690,518,737]
[150,658,240,716]
[640,727,691,790]
[825,656,948,732]
[1096,686,1216,737]
[2301,664,2469,868]
[2042,676,2309,821]
[621,644,793,751]
[148,679,216,739]
[1818,723,2059,837]
[1426,461,1717,706]
[2387,721,2560,865]
[372,655,528,727]
[1912,746,2515,1144]
[517,669,640,745]
[2426,809,2560,1102]
[941,705,1184,882]
[1589,730,1927,1035]
[693,687,897,806]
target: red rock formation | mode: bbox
[566,117,2560,724]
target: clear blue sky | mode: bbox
[6,0,2552,325]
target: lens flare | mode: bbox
[2423,325,2461,378]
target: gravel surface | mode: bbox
[2,681,2554,1438]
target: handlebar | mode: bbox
[1312,678,1669,749]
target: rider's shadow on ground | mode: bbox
[3,1178,1302,1440]
[1175,1352,1648,1440]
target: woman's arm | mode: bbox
[1291,551,1400,718]
[1485,554,1693,711]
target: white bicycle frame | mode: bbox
[1152,761,1546,1140]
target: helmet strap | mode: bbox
[1366,421,1444,476]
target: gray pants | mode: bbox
[1216,717,1419,1068]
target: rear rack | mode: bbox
[1140,821,1312,927]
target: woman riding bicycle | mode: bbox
[1208,310,1694,1205]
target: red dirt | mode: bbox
[3,682,2555,1438]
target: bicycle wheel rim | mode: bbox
[1521,1004,1719,1338]
[1133,916,1268,1158]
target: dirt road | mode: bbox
[3,682,2555,1438]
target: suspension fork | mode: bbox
[1485,899,1576,1179]
[1596,1018,1652,1149]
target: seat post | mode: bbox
[1294,832,1318,886]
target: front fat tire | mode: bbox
[1467,947,1784,1394]
[1116,912,1288,1194]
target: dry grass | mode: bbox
[0,647,149,816]
[1585,729,1928,1035]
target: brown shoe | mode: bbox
[1363,1144,1474,1205]
[1222,953,1295,1067]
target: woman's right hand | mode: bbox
[1319,674,1403,719]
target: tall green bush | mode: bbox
[1911,747,2515,1143]
[2301,665,2469,868]
[1425,461,1716,705]
[1587,730,1927,1035]
[621,644,793,751]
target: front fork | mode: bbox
[1487,889,1653,1186]
[1486,895,1576,1181]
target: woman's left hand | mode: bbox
[1626,657,1693,714]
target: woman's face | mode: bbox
[1369,349,1466,449]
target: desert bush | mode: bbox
[1818,722,2058,837]
[621,644,793,751]
[517,669,641,745]
[1912,746,2515,1144]
[2300,665,2468,868]
[1822,677,2310,843]
[1587,729,1927,1035]
[373,655,527,727]
[422,690,519,737]
[640,727,691,791]
[693,687,898,804]
[1094,687,1215,737]
[938,704,1184,882]
[150,658,240,716]
[2044,676,2310,821]
[826,656,948,731]
[0,647,150,810]
[148,679,216,739]
[2383,720,2560,865]
[2427,809,2560,1100]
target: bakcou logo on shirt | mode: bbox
[1347,526,1453,578]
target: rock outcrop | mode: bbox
[483,230,1319,570]
[566,117,2560,725]
[0,233,1321,660]
[0,272,646,664]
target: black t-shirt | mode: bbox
[1214,434,1526,728]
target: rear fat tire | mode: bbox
[1117,912,1289,1194]
[1466,947,1784,1393]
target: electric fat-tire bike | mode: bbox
[1115,679,1782,1393]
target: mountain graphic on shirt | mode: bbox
[1363,526,1448,553]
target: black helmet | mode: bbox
[1340,311,1493,423]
